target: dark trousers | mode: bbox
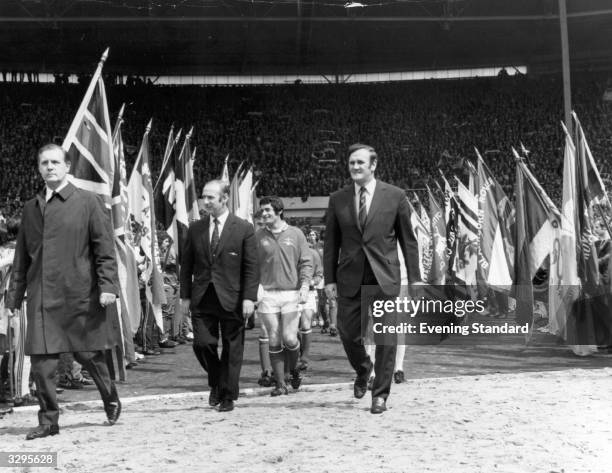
[191,285,245,401]
[337,260,396,400]
[30,351,114,425]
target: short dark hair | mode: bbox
[347,143,377,165]
[37,143,69,164]
[259,196,284,219]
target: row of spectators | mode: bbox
[1,72,612,220]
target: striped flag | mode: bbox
[455,178,479,285]
[62,49,114,206]
[111,106,141,343]
[127,121,166,331]
[476,149,514,289]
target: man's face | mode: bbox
[254,217,265,230]
[348,148,376,186]
[39,147,70,187]
[202,183,227,217]
[307,231,317,246]
[260,204,281,226]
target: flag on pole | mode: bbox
[228,162,245,215]
[548,127,583,347]
[440,173,459,281]
[465,160,478,195]
[220,154,230,183]
[62,49,114,206]
[153,125,176,193]
[455,178,479,285]
[154,129,183,251]
[127,120,166,331]
[173,127,192,261]
[407,197,431,282]
[514,152,560,327]
[427,186,447,284]
[573,112,606,291]
[186,146,200,222]
[111,105,141,340]
[236,166,254,223]
[475,149,514,289]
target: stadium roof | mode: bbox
[2,0,612,75]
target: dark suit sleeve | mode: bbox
[179,223,195,299]
[5,216,30,309]
[396,195,421,284]
[89,194,119,295]
[240,223,259,301]
[323,194,341,285]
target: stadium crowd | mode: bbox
[1,71,612,223]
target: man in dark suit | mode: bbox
[324,143,421,414]
[180,180,259,412]
[6,143,121,439]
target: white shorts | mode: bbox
[258,289,301,315]
[303,290,317,312]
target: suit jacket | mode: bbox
[324,180,420,298]
[6,183,119,355]
[180,213,259,313]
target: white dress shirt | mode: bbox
[209,209,230,243]
[45,181,69,202]
[354,178,376,215]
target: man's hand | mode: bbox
[242,299,255,319]
[298,286,309,304]
[180,298,191,314]
[325,283,337,300]
[99,293,116,307]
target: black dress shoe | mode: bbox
[104,384,121,425]
[218,399,234,412]
[208,386,220,407]
[26,424,59,440]
[354,362,373,399]
[159,339,178,348]
[370,396,387,414]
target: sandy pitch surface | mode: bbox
[2,368,612,473]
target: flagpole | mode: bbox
[62,48,109,150]
[112,103,125,140]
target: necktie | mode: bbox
[210,218,220,257]
[358,186,367,229]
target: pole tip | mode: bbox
[146,118,153,132]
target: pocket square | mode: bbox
[228,251,238,256]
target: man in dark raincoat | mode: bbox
[6,143,121,440]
